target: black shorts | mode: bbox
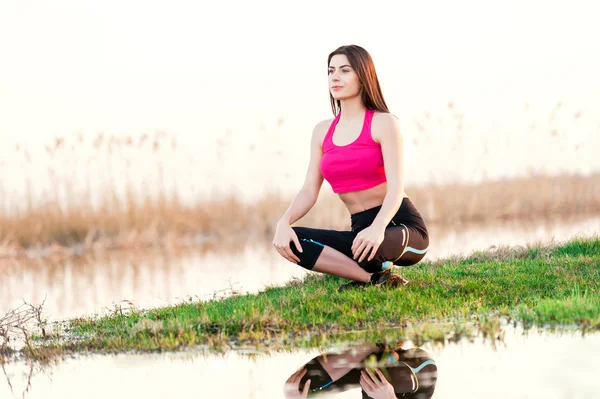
[290,198,429,273]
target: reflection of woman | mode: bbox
[283,343,437,398]
[273,45,429,292]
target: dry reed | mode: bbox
[0,172,599,259]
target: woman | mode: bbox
[273,45,429,292]
[283,342,438,398]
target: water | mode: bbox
[1,214,598,398]
[1,326,599,398]
[1,213,598,320]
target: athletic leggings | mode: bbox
[290,198,429,274]
[297,348,438,397]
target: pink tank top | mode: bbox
[320,109,387,193]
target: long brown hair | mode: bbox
[328,45,390,115]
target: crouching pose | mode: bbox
[283,343,438,398]
[273,45,429,292]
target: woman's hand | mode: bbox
[360,369,396,399]
[283,368,311,399]
[352,225,385,263]
[273,222,303,264]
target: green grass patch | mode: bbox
[33,236,600,355]
[513,285,600,329]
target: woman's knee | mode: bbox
[361,226,429,269]
[393,233,429,266]
[289,227,325,270]
[291,226,308,239]
[377,226,410,262]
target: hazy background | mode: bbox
[1,0,599,207]
[1,3,600,397]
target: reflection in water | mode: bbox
[2,326,600,398]
[284,342,437,398]
[1,214,599,320]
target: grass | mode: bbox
[514,287,600,331]
[21,236,600,358]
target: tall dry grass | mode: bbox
[1,169,599,259]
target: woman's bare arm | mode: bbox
[369,113,405,230]
[278,120,329,226]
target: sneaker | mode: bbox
[370,268,393,286]
[387,273,410,287]
[337,269,396,292]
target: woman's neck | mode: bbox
[339,96,366,122]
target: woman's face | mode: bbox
[328,54,361,101]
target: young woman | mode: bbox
[272,45,429,292]
[283,342,438,398]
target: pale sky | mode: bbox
[1,0,598,139]
[1,0,599,202]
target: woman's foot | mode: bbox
[337,269,408,292]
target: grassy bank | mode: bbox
[23,236,599,357]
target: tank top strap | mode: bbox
[322,113,341,150]
[356,109,376,144]
[364,108,375,130]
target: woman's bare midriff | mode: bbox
[338,181,408,215]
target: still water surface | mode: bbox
[1,326,598,398]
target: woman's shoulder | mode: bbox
[371,111,402,142]
[312,117,335,140]
[372,111,399,125]
[314,117,335,131]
